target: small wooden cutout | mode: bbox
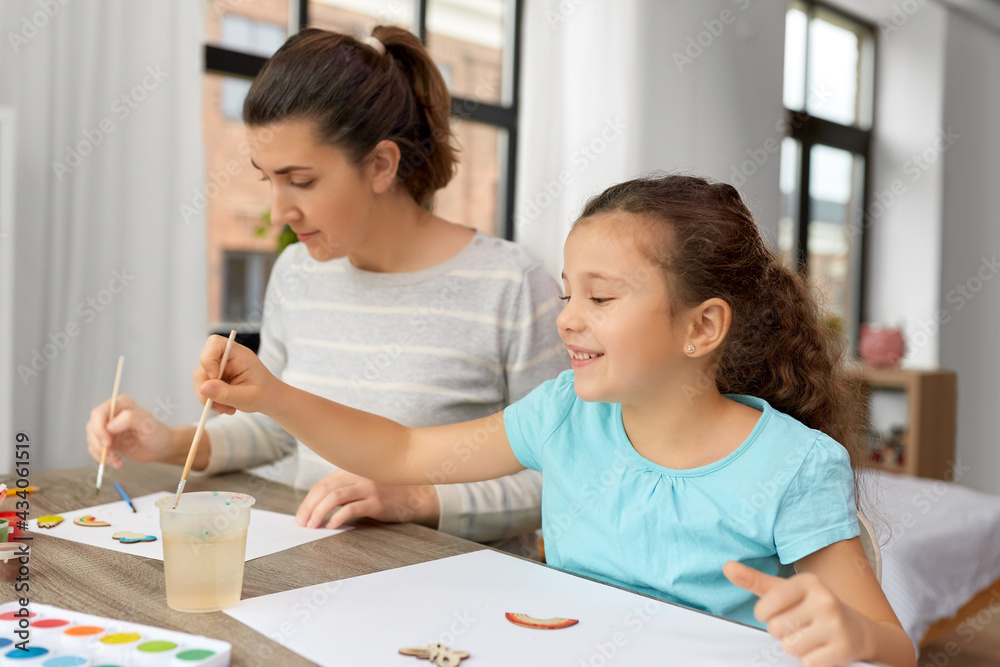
[74,515,110,527]
[399,642,470,667]
[505,612,579,630]
[112,531,157,544]
[36,515,63,529]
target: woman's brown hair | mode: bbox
[243,26,457,207]
[578,174,868,479]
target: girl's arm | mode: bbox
[195,335,524,487]
[725,537,916,667]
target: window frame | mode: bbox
[204,0,523,241]
[784,0,877,351]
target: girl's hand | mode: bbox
[723,561,874,667]
[193,336,278,415]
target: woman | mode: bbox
[85,26,567,550]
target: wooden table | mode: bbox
[0,463,485,665]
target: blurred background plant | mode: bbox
[255,209,297,256]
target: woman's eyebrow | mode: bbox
[250,158,311,174]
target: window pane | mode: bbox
[221,77,252,121]
[807,144,864,337]
[308,0,414,34]
[778,137,800,268]
[205,0,290,58]
[435,120,504,236]
[783,7,807,110]
[202,73,278,326]
[806,12,860,126]
[426,0,507,106]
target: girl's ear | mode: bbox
[368,140,401,194]
[686,298,731,356]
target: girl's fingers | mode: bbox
[765,609,821,655]
[753,578,810,623]
[723,561,783,598]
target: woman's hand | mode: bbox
[294,470,440,529]
[85,395,172,468]
[194,336,278,415]
[723,561,874,667]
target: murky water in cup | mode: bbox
[155,492,255,613]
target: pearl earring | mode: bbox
[687,345,695,353]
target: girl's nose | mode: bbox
[556,298,582,332]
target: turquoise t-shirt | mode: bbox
[503,370,859,628]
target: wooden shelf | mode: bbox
[845,365,957,480]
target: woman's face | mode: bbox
[248,119,374,262]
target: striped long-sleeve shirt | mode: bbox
[200,231,569,544]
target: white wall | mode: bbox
[938,10,1000,494]
[831,0,1000,493]
[516,0,785,279]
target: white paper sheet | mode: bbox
[225,550,875,666]
[28,491,348,561]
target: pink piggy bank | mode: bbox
[859,325,905,368]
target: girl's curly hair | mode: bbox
[579,174,868,490]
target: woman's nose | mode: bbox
[269,189,301,227]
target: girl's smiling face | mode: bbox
[558,212,689,404]
[248,119,381,263]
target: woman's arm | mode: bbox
[725,537,916,667]
[195,335,524,487]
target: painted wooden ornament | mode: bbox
[112,531,157,544]
[73,515,111,527]
[504,612,579,629]
[399,642,470,666]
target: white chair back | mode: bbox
[857,510,882,584]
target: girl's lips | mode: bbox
[570,355,603,369]
[568,350,604,368]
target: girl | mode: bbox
[193,174,915,667]
[85,26,568,551]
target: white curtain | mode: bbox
[515,0,787,279]
[0,1,206,472]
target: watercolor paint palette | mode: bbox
[0,602,230,666]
